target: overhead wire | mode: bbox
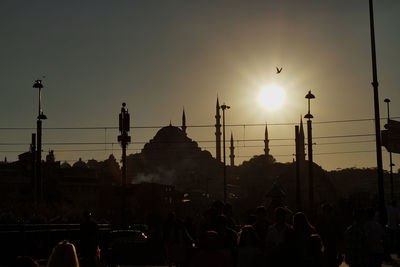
[0,134,377,146]
[0,116,392,163]
[0,116,398,130]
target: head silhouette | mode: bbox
[238,225,259,247]
[223,203,233,217]
[292,212,313,232]
[255,206,266,219]
[212,200,224,214]
[274,207,286,224]
[202,231,223,251]
[47,240,79,267]
[13,256,39,267]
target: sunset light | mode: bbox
[1,2,400,261]
[258,85,286,110]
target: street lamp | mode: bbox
[369,0,386,225]
[304,90,315,215]
[33,80,47,201]
[221,103,230,203]
[384,98,395,201]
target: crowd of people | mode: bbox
[7,200,400,267]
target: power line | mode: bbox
[0,140,376,153]
[0,134,377,147]
[314,134,375,139]
[0,148,380,158]
[234,149,379,158]
[0,116,398,130]
[315,140,375,145]
[315,150,376,155]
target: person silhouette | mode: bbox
[190,231,233,267]
[47,240,79,267]
[292,212,324,267]
[265,207,294,267]
[12,256,39,267]
[236,225,263,267]
[344,208,369,267]
[79,211,99,267]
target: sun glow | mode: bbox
[258,85,286,110]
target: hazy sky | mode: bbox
[0,0,399,171]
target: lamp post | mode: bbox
[369,0,386,225]
[221,103,230,203]
[304,90,315,215]
[384,98,395,201]
[295,125,301,211]
[33,80,47,201]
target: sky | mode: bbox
[0,0,399,171]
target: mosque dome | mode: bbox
[142,124,201,157]
[152,125,188,143]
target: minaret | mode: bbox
[264,123,270,157]
[299,118,306,161]
[230,132,235,166]
[182,108,187,134]
[215,97,222,162]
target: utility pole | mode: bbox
[31,133,36,199]
[305,90,315,215]
[215,98,222,162]
[118,102,131,187]
[33,80,47,201]
[384,98,394,201]
[369,0,386,224]
[295,125,301,210]
[221,103,230,203]
[230,132,235,167]
[118,102,131,225]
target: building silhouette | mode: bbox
[126,119,221,196]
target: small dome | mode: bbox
[72,158,87,168]
[61,161,71,168]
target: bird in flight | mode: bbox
[276,67,282,74]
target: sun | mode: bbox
[258,85,286,110]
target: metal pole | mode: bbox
[37,119,42,200]
[390,152,394,200]
[38,88,41,117]
[223,108,226,203]
[295,126,301,210]
[305,91,315,215]
[31,133,36,200]
[33,80,46,201]
[118,103,131,225]
[369,0,386,224]
[122,141,127,187]
[121,140,127,225]
[307,119,313,214]
[221,103,230,203]
[385,99,394,201]
[37,87,42,200]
